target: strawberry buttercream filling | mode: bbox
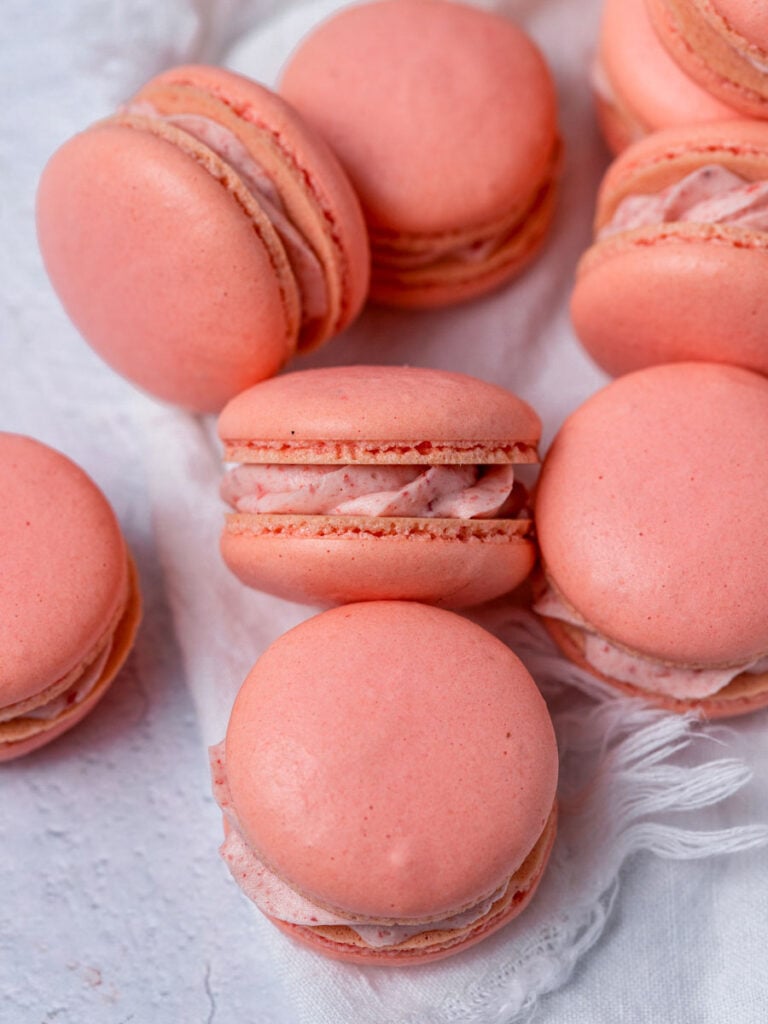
[125,103,327,332]
[209,741,509,948]
[221,463,520,519]
[534,584,768,699]
[0,640,112,725]
[599,165,768,238]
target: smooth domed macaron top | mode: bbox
[594,119,768,229]
[0,434,129,706]
[536,363,768,666]
[599,0,738,131]
[225,601,558,921]
[218,366,541,452]
[280,0,557,236]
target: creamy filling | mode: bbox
[599,165,768,239]
[221,463,520,519]
[125,102,328,331]
[210,741,508,948]
[534,585,768,700]
[373,227,520,270]
[1,641,112,724]
[370,148,558,274]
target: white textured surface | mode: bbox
[3,1,768,1022]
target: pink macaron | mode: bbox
[37,65,369,412]
[0,434,142,760]
[594,0,740,154]
[571,120,768,378]
[280,0,560,308]
[534,363,768,719]
[218,365,541,609]
[211,601,558,964]
[646,0,768,119]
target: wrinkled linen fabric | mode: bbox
[4,2,768,1024]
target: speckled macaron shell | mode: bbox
[571,120,768,378]
[225,602,558,959]
[0,434,141,759]
[37,66,369,413]
[280,0,559,308]
[596,0,739,154]
[646,0,768,118]
[218,366,541,609]
[536,363,768,670]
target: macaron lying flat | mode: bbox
[281,0,560,308]
[646,0,768,119]
[0,434,141,760]
[594,0,739,154]
[218,366,541,608]
[534,363,768,718]
[572,120,768,378]
[37,65,369,412]
[211,601,558,964]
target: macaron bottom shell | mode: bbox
[0,556,142,761]
[268,804,557,965]
[572,226,768,378]
[220,514,536,609]
[540,614,768,720]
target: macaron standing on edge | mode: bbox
[646,0,768,119]
[280,0,560,308]
[571,120,768,378]
[534,363,768,718]
[0,434,142,760]
[211,601,559,964]
[594,0,740,154]
[218,365,541,609]
[36,65,369,412]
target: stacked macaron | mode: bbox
[37,65,369,412]
[0,434,141,760]
[534,364,768,719]
[280,0,561,307]
[572,120,768,377]
[594,0,767,153]
[212,603,558,964]
[217,365,541,609]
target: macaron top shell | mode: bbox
[280,0,557,236]
[536,363,768,667]
[218,366,541,460]
[225,602,558,921]
[0,434,128,706]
